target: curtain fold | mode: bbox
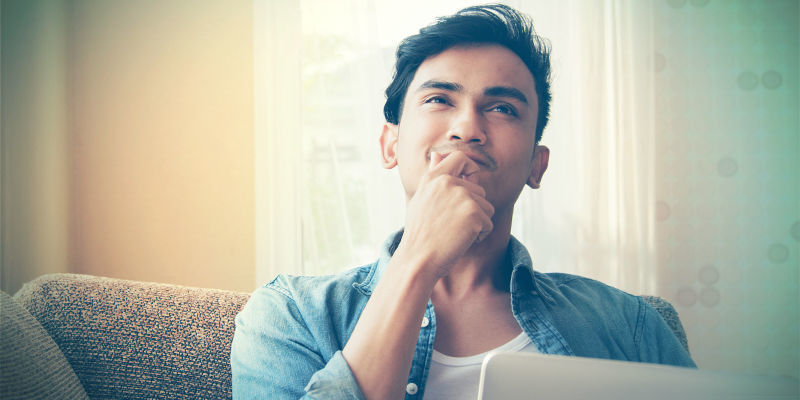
[511,0,657,295]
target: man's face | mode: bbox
[381,44,545,215]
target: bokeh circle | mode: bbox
[791,220,800,242]
[699,265,720,285]
[761,70,783,89]
[717,157,738,177]
[667,0,687,8]
[737,71,759,90]
[767,243,789,263]
[676,287,697,307]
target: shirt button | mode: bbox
[420,316,429,328]
[406,382,418,395]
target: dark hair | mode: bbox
[383,4,552,144]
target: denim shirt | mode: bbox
[231,231,696,399]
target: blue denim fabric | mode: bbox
[231,231,696,399]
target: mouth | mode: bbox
[426,144,498,172]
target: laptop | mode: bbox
[478,352,799,400]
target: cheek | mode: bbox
[400,108,450,138]
[396,119,446,158]
[394,132,427,192]
[396,130,422,159]
[498,147,536,181]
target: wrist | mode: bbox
[388,244,440,292]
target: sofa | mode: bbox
[1,273,690,399]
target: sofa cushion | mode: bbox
[13,274,251,400]
[1,290,89,400]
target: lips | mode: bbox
[427,144,498,171]
[448,151,493,170]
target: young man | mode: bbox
[231,5,695,399]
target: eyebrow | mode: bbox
[416,80,464,93]
[484,86,528,105]
[415,80,528,104]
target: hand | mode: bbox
[396,150,495,279]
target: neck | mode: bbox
[434,207,514,299]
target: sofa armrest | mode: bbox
[13,273,251,400]
[640,295,691,355]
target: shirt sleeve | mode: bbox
[635,298,697,368]
[230,281,366,399]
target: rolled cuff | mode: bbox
[303,350,366,400]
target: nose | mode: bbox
[447,110,486,144]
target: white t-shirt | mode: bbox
[421,332,538,400]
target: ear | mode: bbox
[526,145,549,189]
[379,123,399,169]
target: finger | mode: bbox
[475,213,494,243]
[429,151,444,171]
[457,178,486,198]
[470,192,494,217]
[444,179,486,198]
[430,151,480,179]
[461,172,479,185]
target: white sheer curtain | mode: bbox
[511,0,657,294]
[255,0,658,295]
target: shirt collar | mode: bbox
[353,230,402,295]
[355,229,550,303]
[507,234,555,304]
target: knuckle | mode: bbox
[465,202,484,218]
[430,175,450,190]
[436,175,455,186]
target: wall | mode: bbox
[1,0,255,293]
[1,1,70,294]
[653,0,799,377]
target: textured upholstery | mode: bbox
[13,274,250,400]
[10,273,690,400]
[641,295,691,354]
[0,291,89,400]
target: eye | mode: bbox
[489,104,517,116]
[423,95,450,105]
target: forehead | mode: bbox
[408,44,538,101]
